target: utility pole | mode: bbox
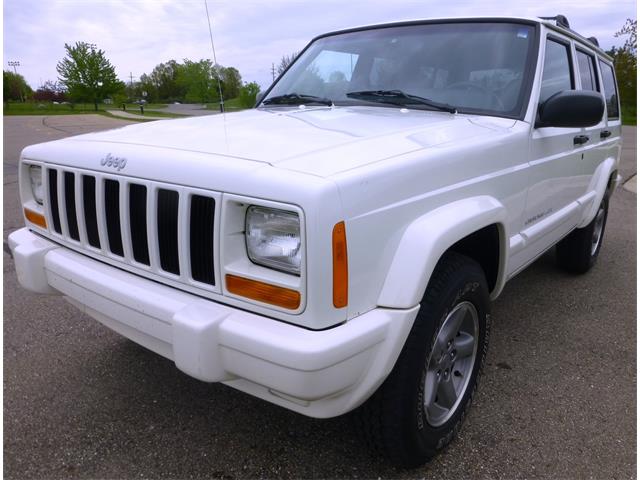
[271,63,276,81]
[8,61,24,102]
[8,60,20,75]
[128,72,135,102]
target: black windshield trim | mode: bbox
[258,19,540,121]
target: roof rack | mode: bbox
[587,36,600,47]
[539,15,601,49]
[539,15,570,29]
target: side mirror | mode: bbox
[255,92,266,106]
[536,90,604,128]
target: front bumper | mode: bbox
[9,227,418,418]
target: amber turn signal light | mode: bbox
[332,221,348,308]
[226,274,301,310]
[24,208,47,229]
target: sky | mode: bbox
[3,0,637,92]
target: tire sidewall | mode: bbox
[589,199,609,265]
[409,265,491,456]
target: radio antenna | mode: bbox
[205,0,225,113]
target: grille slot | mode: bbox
[48,169,62,233]
[157,189,180,275]
[64,172,80,241]
[129,184,149,265]
[104,179,124,256]
[190,195,215,285]
[82,175,100,248]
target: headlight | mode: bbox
[245,206,301,275]
[29,165,44,205]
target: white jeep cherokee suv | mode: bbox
[10,15,622,467]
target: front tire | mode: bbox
[556,198,609,274]
[354,252,490,468]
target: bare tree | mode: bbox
[277,52,298,75]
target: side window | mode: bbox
[539,38,573,103]
[598,60,619,119]
[576,49,599,92]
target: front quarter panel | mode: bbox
[378,196,508,307]
[333,119,529,316]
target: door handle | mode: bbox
[573,135,589,146]
[600,130,612,139]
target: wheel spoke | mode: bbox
[423,370,439,411]
[426,400,449,421]
[454,332,475,359]
[438,306,467,348]
[437,374,458,409]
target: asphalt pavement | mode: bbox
[3,115,636,479]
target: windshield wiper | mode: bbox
[346,90,456,114]
[262,93,333,107]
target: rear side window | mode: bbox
[576,49,599,91]
[598,60,619,119]
[539,38,573,103]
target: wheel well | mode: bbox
[605,170,618,199]
[447,224,500,292]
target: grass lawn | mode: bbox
[204,98,249,112]
[3,101,188,119]
[106,108,187,119]
[3,102,115,115]
[621,104,636,126]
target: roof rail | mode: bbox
[539,15,570,29]
[540,15,602,50]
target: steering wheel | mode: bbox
[447,81,505,111]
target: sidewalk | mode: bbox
[623,175,637,193]
[106,110,168,121]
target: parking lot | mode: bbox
[3,115,636,479]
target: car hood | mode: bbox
[67,106,516,177]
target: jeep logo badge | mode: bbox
[100,153,127,171]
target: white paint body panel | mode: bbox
[12,17,622,417]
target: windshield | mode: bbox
[262,22,537,117]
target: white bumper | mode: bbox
[8,228,418,418]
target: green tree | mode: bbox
[3,70,32,102]
[56,42,125,110]
[615,18,637,54]
[609,19,637,110]
[178,59,216,103]
[238,81,261,108]
[138,73,158,103]
[150,60,184,101]
[220,66,242,100]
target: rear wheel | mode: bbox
[354,252,490,468]
[556,199,609,274]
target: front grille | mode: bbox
[45,166,218,292]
